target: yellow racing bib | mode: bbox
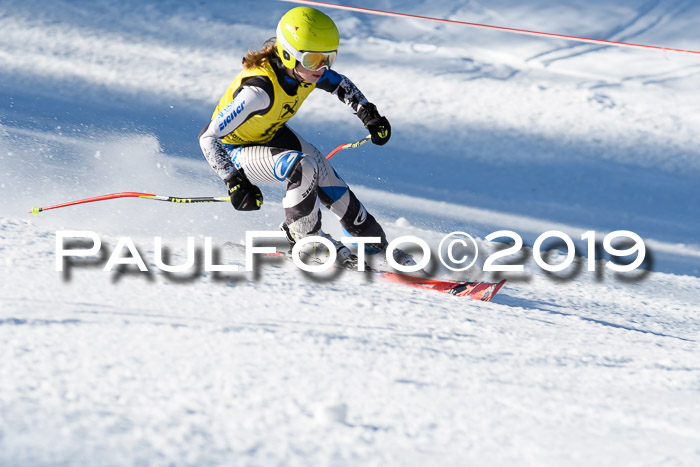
[212,61,315,145]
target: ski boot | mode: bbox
[368,237,417,270]
[280,222,361,270]
[390,247,416,268]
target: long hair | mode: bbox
[242,38,278,69]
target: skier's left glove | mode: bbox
[225,169,263,211]
[358,103,391,146]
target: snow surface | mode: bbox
[1,0,700,465]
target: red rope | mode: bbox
[280,0,700,56]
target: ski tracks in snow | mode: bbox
[527,0,694,66]
[2,216,700,463]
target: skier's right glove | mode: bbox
[358,103,391,146]
[225,169,263,211]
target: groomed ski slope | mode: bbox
[1,0,699,465]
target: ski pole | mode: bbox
[29,192,231,215]
[29,135,372,215]
[326,134,371,160]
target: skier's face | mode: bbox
[292,63,325,83]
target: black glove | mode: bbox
[357,103,391,146]
[225,169,263,211]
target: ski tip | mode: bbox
[483,279,507,302]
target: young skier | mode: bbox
[199,6,412,268]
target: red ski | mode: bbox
[259,248,505,302]
[377,271,505,302]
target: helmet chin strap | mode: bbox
[290,64,310,84]
[292,67,304,82]
[278,50,306,84]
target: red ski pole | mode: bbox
[326,134,371,160]
[29,192,231,215]
[29,135,372,215]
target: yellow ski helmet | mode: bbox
[276,7,339,70]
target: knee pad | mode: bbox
[288,155,318,187]
[284,156,321,237]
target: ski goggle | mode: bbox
[299,50,337,71]
[276,23,337,71]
